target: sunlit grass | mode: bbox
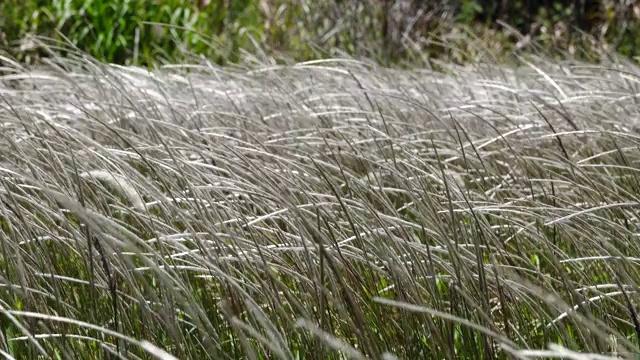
[0,44,640,359]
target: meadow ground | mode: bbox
[0,45,639,359]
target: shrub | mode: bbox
[4,1,640,68]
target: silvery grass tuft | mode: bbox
[1,42,640,359]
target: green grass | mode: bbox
[4,1,640,69]
[1,41,640,359]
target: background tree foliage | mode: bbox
[1,0,639,67]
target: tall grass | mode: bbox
[1,43,640,359]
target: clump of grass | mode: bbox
[2,45,640,359]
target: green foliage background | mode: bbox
[1,1,639,66]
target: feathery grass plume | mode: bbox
[2,41,640,358]
[79,170,146,211]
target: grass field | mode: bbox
[0,42,640,359]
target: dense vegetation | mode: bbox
[1,41,640,358]
[3,1,640,359]
[2,1,640,67]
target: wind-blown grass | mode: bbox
[1,47,640,359]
